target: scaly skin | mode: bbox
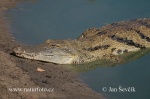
[13,18,150,64]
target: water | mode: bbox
[7,0,150,99]
[8,0,150,45]
[80,53,150,99]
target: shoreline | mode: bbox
[0,1,104,99]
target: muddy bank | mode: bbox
[0,0,104,99]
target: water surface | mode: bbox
[8,0,150,45]
[8,0,150,99]
[80,53,150,99]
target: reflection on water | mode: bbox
[67,49,150,72]
[80,52,150,99]
[7,0,150,99]
[67,49,150,99]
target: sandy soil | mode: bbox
[0,0,104,99]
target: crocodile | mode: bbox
[13,18,150,64]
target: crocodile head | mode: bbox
[13,46,78,64]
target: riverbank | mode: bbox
[0,0,104,99]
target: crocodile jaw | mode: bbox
[13,46,78,64]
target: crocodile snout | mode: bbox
[12,45,78,64]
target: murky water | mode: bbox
[8,0,150,99]
[80,53,150,99]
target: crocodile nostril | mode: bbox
[13,46,22,54]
